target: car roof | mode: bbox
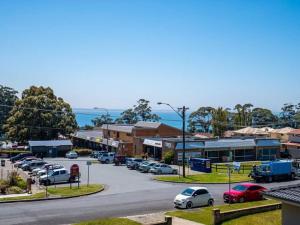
[188,187,208,191]
[52,168,67,171]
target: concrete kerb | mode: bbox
[0,186,104,204]
[152,177,252,185]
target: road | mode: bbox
[1,158,299,225]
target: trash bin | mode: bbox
[1,160,5,167]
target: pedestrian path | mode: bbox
[0,193,31,199]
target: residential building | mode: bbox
[264,184,300,225]
[101,121,182,156]
[282,129,300,158]
[269,127,295,143]
[28,140,73,157]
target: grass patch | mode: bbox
[74,218,141,225]
[222,209,281,225]
[0,184,103,201]
[166,199,279,225]
[155,171,251,183]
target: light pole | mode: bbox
[94,107,109,151]
[157,102,189,177]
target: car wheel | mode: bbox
[105,159,109,164]
[45,180,51,186]
[157,170,162,175]
[239,197,245,203]
[173,170,177,174]
[291,173,296,180]
[186,201,193,209]
[208,199,214,206]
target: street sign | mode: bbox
[86,161,92,166]
[70,164,79,177]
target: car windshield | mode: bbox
[181,188,195,196]
[232,185,248,191]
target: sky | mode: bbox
[1,0,300,111]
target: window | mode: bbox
[60,170,66,175]
[117,132,120,138]
[52,171,59,176]
[248,186,260,191]
[194,189,208,196]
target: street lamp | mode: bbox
[94,107,109,151]
[157,102,189,177]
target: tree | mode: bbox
[233,103,253,128]
[279,103,296,127]
[211,107,228,137]
[188,107,214,133]
[4,86,77,142]
[252,108,278,127]
[116,99,160,124]
[0,85,18,135]
[92,114,113,127]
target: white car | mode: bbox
[66,151,78,159]
[39,168,70,185]
[36,165,64,177]
[149,164,178,175]
[99,152,115,164]
[174,187,214,209]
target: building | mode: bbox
[143,137,281,163]
[264,184,300,225]
[101,121,182,156]
[28,140,73,157]
[282,129,300,158]
[71,130,103,150]
[269,127,295,143]
[231,127,274,137]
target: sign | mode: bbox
[86,161,92,166]
[70,164,80,177]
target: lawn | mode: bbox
[74,218,141,225]
[222,209,281,225]
[166,199,279,225]
[0,184,103,201]
[155,171,251,183]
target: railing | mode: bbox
[212,164,254,174]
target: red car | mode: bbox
[223,183,266,203]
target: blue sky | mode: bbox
[1,0,300,111]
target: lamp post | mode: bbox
[157,102,189,177]
[94,107,109,151]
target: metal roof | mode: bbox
[256,139,281,147]
[264,184,300,205]
[101,124,134,133]
[28,140,72,147]
[204,139,256,149]
[72,130,103,143]
[135,121,162,129]
[176,142,205,150]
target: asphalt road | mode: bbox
[1,158,300,225]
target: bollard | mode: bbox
[212,208,221,225]
[165,216,172,225]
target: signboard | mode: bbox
[86,161,92,166]
[70,164,80,177]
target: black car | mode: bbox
[10,152,33,163]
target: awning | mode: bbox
[143,139,162,148]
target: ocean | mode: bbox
[74,108,188,129]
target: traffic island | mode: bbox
[154,172,252,184]
[0,184,104,203]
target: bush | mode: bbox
[16,178,27,190]
[7,186,23,194]
[163,150,175,164]
[74,149,92,156]
[0,180,8,194]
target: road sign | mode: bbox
[86,161,92,166]
[70,164,79,177]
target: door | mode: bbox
[192,190,204,206]
[59,170,68,182]
[247,186,262,201]
[51,171,60,183]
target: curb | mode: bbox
[153,178,253,185]
[0,186,104,204]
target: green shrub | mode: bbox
[163,150,174,164]
[74,149,92,156]
[7,186,23,194]
[0,180,8,194]
[16,178,27,190]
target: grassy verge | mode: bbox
[166,199,279,225]
[222,209,281,225]
[155,171,251,183]
[0,184,103,201]
[74,218,141,225]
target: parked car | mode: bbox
[150,164,178,175]
[36,164,64,177]
[32,164,52,175]
[174,187,214,209]
[139,161,158,173]
[223,183,266,203]
[99,152,115,164]
[114,155,127,166]
[14,157,38,168]
[21,160,47,171]
[10,152,33,163]
[66,151,78,159]
[39,168,71,186]
[90,151,106,158]
[126,158,134,167]
[127,158,145,170]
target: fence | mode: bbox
[212,203,282,225]
[212,164,253,174]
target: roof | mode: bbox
[264,184,300,205]
[193,133,213,139]
[283,142,300,147]
[72,130,103,142]
[289,129,300,135]
[204,139,256,149]
[176,142,205,150]
[256,139,281,147]
[233,127,275,135]
[28,140,72,147]
[269,127,295,134]
[101,124,134,133]
[135,121,162,129]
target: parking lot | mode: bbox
[46,157,178,195]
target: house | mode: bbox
[28,140,73,157]
[101,121,182,156]
[282,129,300,158]
[269,127,295,143]
[232,127,274,137]
[264,184,300,225]
[143,137,281,163]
